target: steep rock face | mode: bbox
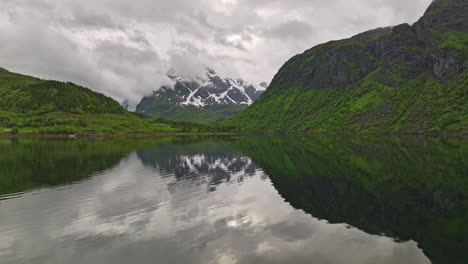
[136,69,265,124]
[226,0,467,132]
[413,0,467,81]
[430,48,465,80]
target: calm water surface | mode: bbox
[0,136,467,264]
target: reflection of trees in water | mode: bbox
[0,137,192,196]
[0,138,152,195]
[136,140,260,193]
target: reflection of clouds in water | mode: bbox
[0,149,430,264]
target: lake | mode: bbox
[0,136,467,264]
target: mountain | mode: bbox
[0,67,177,134]
[224,0,468,133]
[136,68,266,124]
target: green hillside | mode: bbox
[0,67,177,135]
[225,0,468,133]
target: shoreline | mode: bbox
[0,132,244,139]
[0,131,467,139]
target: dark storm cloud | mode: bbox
[0,0,433,106]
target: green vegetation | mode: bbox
[0,69,124,114]
[0,111,180,135]
[152,118,235,133]
[144,62,462,133]
[226,51,467,133]
[436,30,468,55]
[223,1,468,133]
[0,68,178,135]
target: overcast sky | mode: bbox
[0,0,432,106]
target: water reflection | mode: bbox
[0,138,176,196]
[231,135,468,264]
[0,136,464,263]
[137,140,260,193]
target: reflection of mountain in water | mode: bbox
[230,135,468,264]
[2,136,432,264]
[137,139,261,193]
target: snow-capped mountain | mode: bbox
[136,68,267,124]
[147,68,265,108]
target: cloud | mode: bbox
[263,20,315,40]
[0,0,433,107]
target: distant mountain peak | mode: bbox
[136,67,266,123]
[147,68,265,108]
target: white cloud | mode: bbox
[0,0,432,106]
